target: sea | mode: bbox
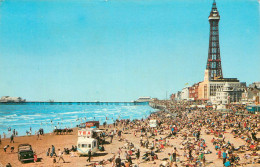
[0,102,156,137]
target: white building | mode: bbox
[212,82,244,105]
[242,87,260,104]
[181,87,190,100]
[174,91,182,101]
[249,82,260,89]
[136,97,153,102]
[198,69,246,102]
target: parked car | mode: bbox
[18,144,34,163]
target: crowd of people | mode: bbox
[86,100,259,167]
[0,100,259,167]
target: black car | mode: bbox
[18,144,34,163]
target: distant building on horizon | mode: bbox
[135,96,154,102]
[0,96,26,102]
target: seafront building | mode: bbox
[180,87,190,100]
[212,82,245,105]
[197,69,246,103]
[189,83,200,101]
[249,82,260,89]
[241,86,260,104]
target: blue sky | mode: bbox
[0,0,259,101]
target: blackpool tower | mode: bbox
[206,0,223,80]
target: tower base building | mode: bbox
[198,70,246,103]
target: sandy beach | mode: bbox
[0,101,259,167]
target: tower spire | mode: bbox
[206,0,223,80]
[212,0,217,10]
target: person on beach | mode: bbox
[217,149,222,159]
[46,148,50,156]
[188,148,193,162]
[223,150,228,164]
[87,150,91,162]
[171,147,179,165]
[34,152,38,162]
[110,132,114,143]
[115,155,121,167]
[169,153,173,166]
[57,149,65,163]
[136,149,140,160]
[10,134,14,143]
[126,155,132,165]
[4,145,9,152]
[224,158,231,167]
[51,145,56,157]
[118,130,122,139]
[124,151,128,160]
[37,131,40,140]
[10,146,14,153]
[6,163,12,167]
[118,148,122,155]
[0,134,1,145]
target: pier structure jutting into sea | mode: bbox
[0,101,149,106]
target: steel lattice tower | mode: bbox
[206,0,223,80]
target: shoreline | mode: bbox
[0,102,149,105]
[0,105,159,139]
[0,104,154,137]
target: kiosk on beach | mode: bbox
[77,125,103,155]
[77,137,98,155]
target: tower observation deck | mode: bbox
[207,0,223,80]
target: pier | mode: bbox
[149,102,177,117]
